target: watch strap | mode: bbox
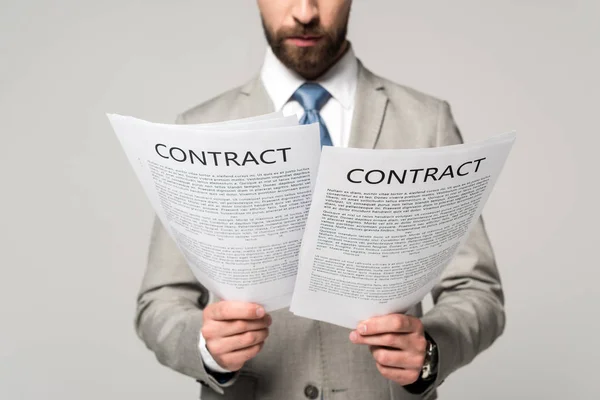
[420,332,438,381]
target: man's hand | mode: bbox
[349,314,427,386]
[202,301,272,371]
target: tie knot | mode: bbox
[292,83,331,112]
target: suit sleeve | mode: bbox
[418,101,506,397]
[133,114,237,395]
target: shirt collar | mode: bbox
[260,44,358,111]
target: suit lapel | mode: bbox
[237,76,275,118]
[348,61,388,149]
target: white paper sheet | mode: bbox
[289,132,516,328]
[186,111,286,127]
[107,113,321,311]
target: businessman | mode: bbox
[135,1,505,399]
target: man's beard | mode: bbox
[262,17,348,80]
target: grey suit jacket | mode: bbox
[134,60,505,400]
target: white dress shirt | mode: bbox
[261,45,358,148]
[199,45,359,377]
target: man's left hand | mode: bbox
[349,314,427,386]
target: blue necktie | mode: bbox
[292,83,333,147]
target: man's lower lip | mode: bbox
[286,37,321,47]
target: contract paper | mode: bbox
[289,132,516,329]
[107,113,321,311]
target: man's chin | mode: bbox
[281,46,324,64]
[280,56,320,77]
[273,42,337,79]
[280,41,319,54]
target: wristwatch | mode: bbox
[420,333,439,381]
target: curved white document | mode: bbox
[107,112,321,311]
[289,132,516,328]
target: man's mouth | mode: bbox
[286,35,322,47]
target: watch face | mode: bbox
[425,334,438,364]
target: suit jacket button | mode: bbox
[304,384,319,399]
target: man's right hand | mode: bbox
[201,301,272,372]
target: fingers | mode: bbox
[205,301,266,321]
[375,362,421,386]
[357,314,423,335]
[202,315,272,339]
[207,328,270,356]
[217,342,265,372]
[369,346,425,370]
[201,302,271,371]
[349,331,410,348]
[348,313,427,386]
[349,330,427,353]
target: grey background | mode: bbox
[1,0,598,399]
